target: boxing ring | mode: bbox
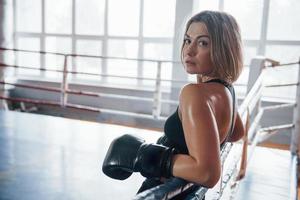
[0,47,299,199]
[0,47,182,118]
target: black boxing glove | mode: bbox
[133,143,176,179]
[102,134,175,180]
[102,134,145,180]
[156,135,174,147]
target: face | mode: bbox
[182,22,214,76]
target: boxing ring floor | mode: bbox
[0,110,293,200]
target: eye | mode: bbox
[183,38,191,45]
[198,40,208,47]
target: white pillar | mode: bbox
[290,58,300,155]
[247,57,265,93]
[0,0,14,109]
[170,0,193,110]
[257,0,270,56]
[246,57,266,139]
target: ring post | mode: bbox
[152,61,162,119]
[290,57,300,156]
[61,55,69,107]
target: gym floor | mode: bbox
[0,110,162,200]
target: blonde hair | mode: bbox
[181,11,243,83]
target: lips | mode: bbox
[184,59,196,66]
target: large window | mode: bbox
[44,37,72,78]
[45,0,72,34]
[16,0,41,33]
[267,0,300,41]
[16,37,40,76]
[76,0,105,35]
[143,0,176,37]
[14,0,176,89]
[108,0,140,36]
[75,40,103,80]
[107,39,139,85]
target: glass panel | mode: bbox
[107,39,138,58]
[268,0,300,40]
[243,45,257,66]
[75,0,105,35]
[161,62,172,88]
[142,62,172,88]
[107,39,138,85]
[143,43,173,87]
[266,45,300,63]
[194,0,219,13]
[142,61,157,87]
[224,0,263,40]
[143,0,176,37]
[45,0,72,34]
[75,40,102,80]
[235,66,249,97]
[16,0,41,32]
[144,43,173,60]
[16,37,40,76]
[263,66,298,100]
[236,66,249,85]
[264,45,300,100]
[106,59,138,85]
[45,37,72,78]
[108,0,140,36]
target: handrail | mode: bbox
[0,95,102,112]
[0,81,177,103]
[0,47,181,64]
[0,62,189,83]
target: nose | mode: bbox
[185,42,197,56]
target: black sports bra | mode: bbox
[161,79,236,154]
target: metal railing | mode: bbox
[0,47,186,117]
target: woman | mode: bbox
[102,10,245,196]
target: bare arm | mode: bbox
[171,84,221,188]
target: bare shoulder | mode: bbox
[179,83,211,103]
[179,82,231,119]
